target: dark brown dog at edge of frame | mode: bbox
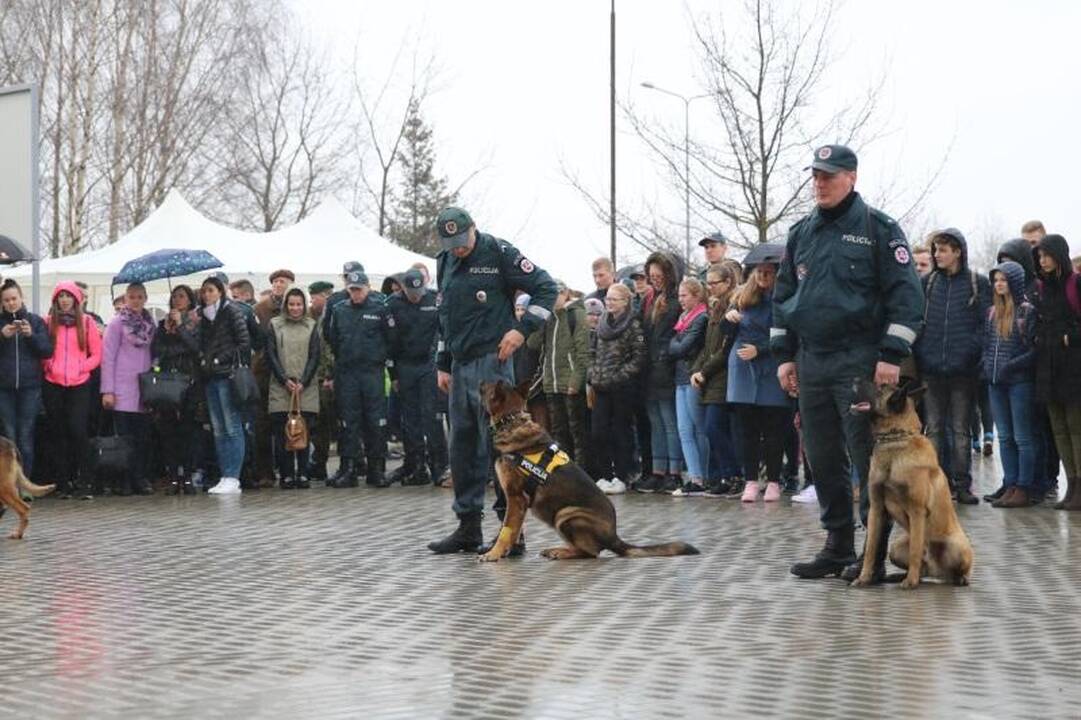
[0,436,56,539]
[478,379,700,562]
[849,379,974,590]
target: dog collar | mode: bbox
[873,428,918,444]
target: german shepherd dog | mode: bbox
[478,380,700,562]
[0,436,55,539]
[849,380,973,589]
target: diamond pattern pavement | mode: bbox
[3,452,1080,719]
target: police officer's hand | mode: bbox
[874,361,901,387]
[438,370,451,394]
[497,329,525,361]
[777,362,799,397]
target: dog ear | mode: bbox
[515,378,532,400]
[904,383,927,403]
[887,387,908,414]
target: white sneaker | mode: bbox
[605,478,627,495]
[792,484,818,504]
[595,478,612,492]
[208,477,242,495]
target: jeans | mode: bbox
[971,380,994,442]
[0,386,42,478]
[591,387,635,482]
[704,403,741,481]
[646,388,682,475]
[675,383,710,481]
[988,382,1035,488]
[205,377,246,479]
[924,374,976,491]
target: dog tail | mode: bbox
[613,539,700,558]
[17,471,55,498]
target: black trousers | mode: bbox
[113,411,152,488]
[337,368,386,462]
[591,387,635,482]
[271,411,315,479]
[398,360,448,473]
[735,404,789,485]
[42,381,92,488]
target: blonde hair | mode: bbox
[733,265,772,310]
[991,271,1015,339]
[591,256,614,273]
[606,283,632,304]
[679,278,705,304]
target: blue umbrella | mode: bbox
[112,248,223,288]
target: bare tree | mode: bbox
[205,9,346,231]
[350,39,437,236]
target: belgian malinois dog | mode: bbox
[478,380,700,562]
[849,380,973,589]
[0,436,55,539]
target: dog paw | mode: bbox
[900,577,920,590]
[477,551,502,563]
[7,533,23,540]
[849,576,870,588]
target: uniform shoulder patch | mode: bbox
[894,247,910,265]
[519,257,534,274]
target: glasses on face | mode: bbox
[706,279,726,287]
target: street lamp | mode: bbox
[640,82,710,265]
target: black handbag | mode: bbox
[139,369,193,409]
[87,415,134,474]
[229,353,261,409]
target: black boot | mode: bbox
[841,520,892,584]
[132,478,153,495]
[366,457,391,488]
[386,456,415,486]
[427,512,483,554]
[355,456,368,479]
[328,459,358,488]
[477,530,526,558]
[790,525,857,579]
[279,476,296,490]
[307,462,327,481]
[181,477,196,495]
[404,464,431,487]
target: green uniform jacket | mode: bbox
[327,293,397,376]
[526,300,591,394]
[770,192,924,366]
[436,232,557,372]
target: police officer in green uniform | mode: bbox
[771,145,924,581]
[387,268,448,486]
[323,261,368,477]
[427,207,558,554]
[326,270,397,488]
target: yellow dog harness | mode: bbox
[507,443,571,492]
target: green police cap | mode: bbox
[806,144,858,173]
[436,207,474,250]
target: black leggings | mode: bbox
[42,381,92,487]
[271,412,315,479]
[735,404,790,485]
[591,387,636,481]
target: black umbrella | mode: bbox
[741,242,785,268]
[0,234,31,264]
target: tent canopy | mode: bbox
[6,190,435,316]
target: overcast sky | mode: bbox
[303,0,1081,289]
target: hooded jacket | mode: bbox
[266,290,321,414]
[690,307,737,405]
[0,305,52,390]
[913,228,992,377]
[981,261,1035,385]
[1032,233,1081,401]
[527,297,591,393]
[42,281,102,388]
[997,238,1037,288]
[641,251,683,392]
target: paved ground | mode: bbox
[3,451,1081,719]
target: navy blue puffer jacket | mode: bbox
[914,228,992,377]
[0,307,53,389]
[981,261,1035,385]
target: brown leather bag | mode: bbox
[284,387,309,452]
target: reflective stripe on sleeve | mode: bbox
[528,305,552,320]
[886,323,918,345]
[769,328,788,339]
[437,340,445,352]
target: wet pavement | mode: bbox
[3,451,1081,719]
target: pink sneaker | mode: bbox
[763,481,782,502]
[741,481,760,503]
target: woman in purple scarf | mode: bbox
[101,282,157,495]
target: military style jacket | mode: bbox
[327,293,397,375]
[770,192,924,366]
[436,232,558,372]
[387,289,440,374]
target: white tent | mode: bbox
[6,190,435,318]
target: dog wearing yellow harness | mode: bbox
[478,380,701,562]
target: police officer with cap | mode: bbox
[326,269,397,488]
[387,268,448,486]
[322,261,365,338]
[771,144,923,582]
[427,207,558,554]
[697,232,728,281]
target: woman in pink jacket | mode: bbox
[101,282,156,495]
[42,281,103,499]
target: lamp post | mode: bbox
[640,82,709,265]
